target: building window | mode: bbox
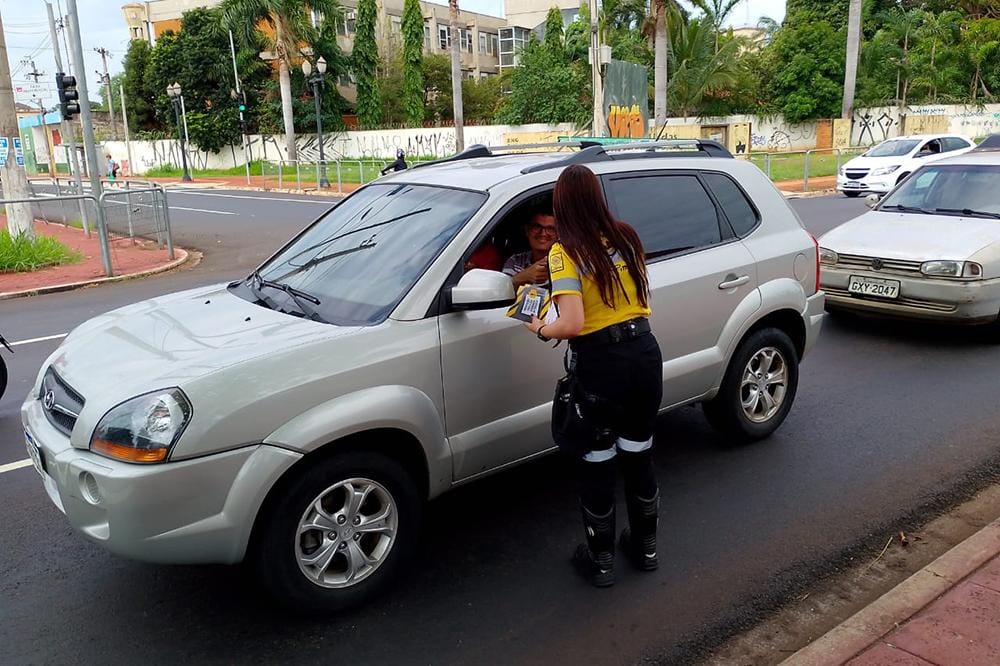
[338,10,356,35]
[490,34,498,56]
[424,23,431,50]
[479,32,487,54]
[390,16,401,34]
[439,25,450,50]
[499,26,528,69]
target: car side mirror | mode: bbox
[450,269,515,310]
[865,193,882,209]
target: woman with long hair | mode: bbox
[525,164,663,587]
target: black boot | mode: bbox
[620,489,659,571]
[572,505,615,587]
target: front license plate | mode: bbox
[843,182,862,189]
[24,430,45,477]
[848,276,900,299]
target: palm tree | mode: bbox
[841,0,863,119]
[667,14,740,117]
[222,0,338,162]
[643,1,681,129]
[449,0,464,151]
[691,0,743,53]
[883,8,922,111]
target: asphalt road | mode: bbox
[3,192,1000,665]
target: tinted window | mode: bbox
[943,137,970,152]
[866,139,920,157]
[606,175,722,257]
[703,172,759,237]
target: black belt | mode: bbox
[570,317,650,351]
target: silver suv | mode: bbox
[21,140,824,610]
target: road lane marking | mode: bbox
[171,191,337,204]
[103,199,236,216]
[9,333,67,347]
[0,459,33,474]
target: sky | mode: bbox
[1,0,787,110]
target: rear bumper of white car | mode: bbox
[821,267,1000,324]
[21,397,302,565]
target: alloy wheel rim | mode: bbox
[295,477,398,589]
[740,347,788,423]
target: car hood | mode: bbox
[48,283,358,401]
[820,211,1000,261]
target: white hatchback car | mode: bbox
[22,140,824,611]
[837,134,976,197]
[822,144,1000,323]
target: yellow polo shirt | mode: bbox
[548,241,651,336]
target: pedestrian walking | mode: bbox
[524,164,663,587]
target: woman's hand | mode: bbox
[523,316,545,335]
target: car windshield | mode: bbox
[865,139,921,158]
[233,183,487,325]
[879,164,1000,217]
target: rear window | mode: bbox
[702,172,759,237]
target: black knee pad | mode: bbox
[576,457,616,515]
[618,448,656,499]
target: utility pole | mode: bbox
[47,0,88,235]
[66,0,113,276]
[842,0,863,119]
[448,0,464,152]
[24,59,57,176]
[0,10,36,237]
[589,0,607,136]
[94,47,118,139]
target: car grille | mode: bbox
[845,169,869,180]
[40,368,85,437]
[825,287,956,313]
[836,253,923,274]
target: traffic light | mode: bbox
[238,103,246,112]
[56,73,80,120]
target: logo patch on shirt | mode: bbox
[549,251,565,273]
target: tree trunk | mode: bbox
[841,0,863,119]
[0,11,34,237]
[278,60,298,162]
[653,0,667,127]
[449,0,464,152]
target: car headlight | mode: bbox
[819,247,839,265]
[91,389,193,463]
[920,260,984,279]
[871,165,901,177]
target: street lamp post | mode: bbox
[166,82,192,182]
[302,56,329,188]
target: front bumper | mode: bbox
[821,267,1000,324]
[21,397,302,565]
[836,175,894,194]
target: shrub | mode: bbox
[0,231,82,273]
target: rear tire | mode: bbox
[704,327,800,443]
[250,450,421,613]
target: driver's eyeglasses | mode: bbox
[527,223,558,236]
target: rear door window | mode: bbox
[604,173,724,259]
[943,137,970,152]
[702,172,759,237]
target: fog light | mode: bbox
[80,471,102,505]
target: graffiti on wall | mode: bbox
[854,110,897,145]
[749,121,817,151]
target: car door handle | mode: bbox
[718,275,750,290]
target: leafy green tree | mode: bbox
[667,14,740,116]
[122,40,156,131]
[222,0,341,160]
[401,0,424,125]
[564,3,591,62]
[496,41,590,124]
[462,76,501,123]
[354,0,381,127]
[691,0,743,52]
[544,6,564,50]
[767,19,846,122]
[422,53,454,121]
[911,10,964,101]
[963,18,1000,100]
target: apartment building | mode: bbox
[122,0,508,105]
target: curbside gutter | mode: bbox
[781,517,1000,665]
[0,248,198,301]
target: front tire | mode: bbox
[250,450,421,613]
[704,327,800,443]
[843,191,862,198]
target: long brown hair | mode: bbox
[552,164,649,308]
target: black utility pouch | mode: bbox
[551,374,616,456]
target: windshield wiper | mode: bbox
[273,238,378,282]
[248,269,325,322]
[934,207,1000,219]
[285,207,432,265]
[880,204,931,214]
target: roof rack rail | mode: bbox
[519,139,733,174]
[409,140,604,170]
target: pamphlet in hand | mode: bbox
[506,285,551,322]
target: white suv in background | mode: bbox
[837,134,976,197]
[22,140,824,612]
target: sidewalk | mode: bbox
[0,221,190,299]
[144,175,357,196]
[784,518,1000,665]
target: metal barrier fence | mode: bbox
[734,147,868,192]
[13,178,174,278]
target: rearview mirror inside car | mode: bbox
[450,269,516,310]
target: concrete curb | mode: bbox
[781,517,1000,665]
[782,189,838,199]
[163,183,347,197]
[0,247,197,301]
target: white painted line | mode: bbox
[103,199,236,216]
[0,459,34,474]
[172,191,336,204]
[9,333,67,347]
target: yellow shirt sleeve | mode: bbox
[548,242,582,297]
